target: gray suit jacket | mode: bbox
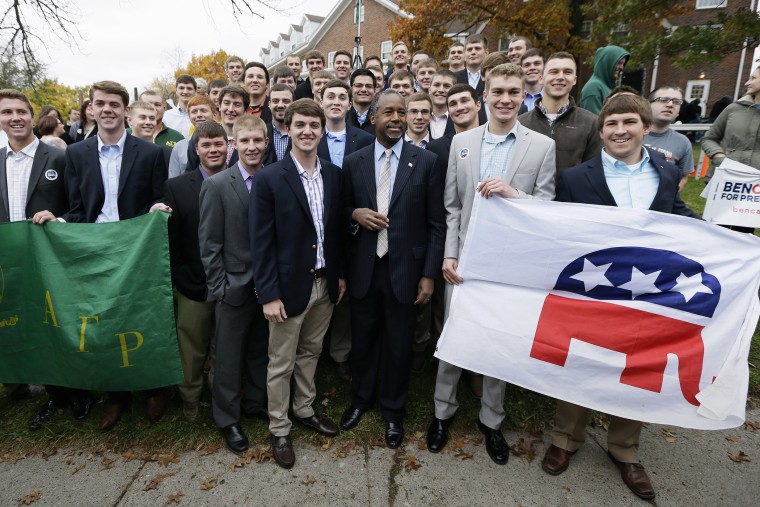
[444,122,556,258]
[0,142,68,222]
[198,165,255,306]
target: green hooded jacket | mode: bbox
[702,95,760,172]
[580,45,630,114]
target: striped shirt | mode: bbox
[291,153,326,269]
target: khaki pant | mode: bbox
[550,400,643,463]
[175,290,215,403]
[267,277,333,436]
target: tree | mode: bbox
[389,0,760,68]
[22,78,81,118]
[174,50,231,82]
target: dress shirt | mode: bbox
[374,139,403,193]
[291,153,326,269]
[467,69,481,89]
[523,90,543,112]
[325,128,346,167]
[272,123,289,161]
[163,107,192,138]
[198,165,211,180]
[96,131,127,223]
[479,122,518,181]
[601,148,659,209]
[354,108,368,125]
[404,132,430,149]
[429,112,449,139]
[5,137,38,221]
[238,162,254,193]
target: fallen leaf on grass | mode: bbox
[199,444,221,457]
[417,441,427,450]
[158,453,179,466]
[332,441,356,460]
[230,449,254,470]
[368,437,385,450]
[200,476,217,491]
[144,472,176,491]
[454,449,473,461]
[451,438,467,451]
[166,491,184,505]
[321,387,338,406]
[725,435,740,442]
[17,490,41,505]
[101,456,116,470]
[71,463,85,475]
[509,438,538,462]
[121,450,142,462]
[252,447,272,463]
[41,448,57,460]
[662,428,677,443]
[302,475,317,486]
[728,451,751,463]
[1,452,26,464]
[745,420,760,431]
[404,455,421,471]
[320,438,333,451]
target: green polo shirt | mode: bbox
[154,124,185,148]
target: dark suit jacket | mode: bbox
[346,108,375,135]
[186,139,239,175]
[556,149,700,218]
[64,133,167,222]
[249,155,344,317]
[455,69,485,98]
[317,126,375,165]
[163,168,207,301]
[478,106,488,126]
[342,142,445,304]
[426,133,454,181]
[0,142,68,222]
[294,78,314,100]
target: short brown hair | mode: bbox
[598,94,653,131]
[465,33,487,47]
[284,99,325,128]
[219,85,250,110]
[447,83,478,104]
[485,63,524,90]
[546,51,576,66]
[232,115,268,138]
[187,95,216,112]
[0,89,34,116]
[417,58,438,71]
[407,92,432,109]
[388,69,414,87]
[322,79,350,96]
[225,55,245,69]
[481,52,510,75]
[127,100,156,116]
[90,81,130,107]
[176,74,197,88]
[304,50,326,64]
[193,120,227,145]
[37,115,60,136]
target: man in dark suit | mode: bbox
[346,69,377,135]
[1,88,92,429]
[294,50,326,100]
[339,89,445,448]
[319,79,374,379]
[200,116,271,455]
[160,121,229,424]
[48,81,168,430]
[542,94,699,501]
[455,34,489,99]
[249,99,344,469]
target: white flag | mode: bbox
[701,157,760,227]
[435,197,760,430]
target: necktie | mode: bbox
[376,148,392,257]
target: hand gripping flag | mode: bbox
[435,197,760,429]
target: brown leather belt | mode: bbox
[314,268,326,278]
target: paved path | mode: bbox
[2,408,759,506]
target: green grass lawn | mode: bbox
[1,172,757,457]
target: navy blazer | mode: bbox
[455,69,485,98]
[317,126,375,165]
[556,149,700,218]
[64,133,167,222]
[342,142,445,304]
[163,168,207,301]
[425,133,454,181]
[346,108,375,135]
[249,155,344,317]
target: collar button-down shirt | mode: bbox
[291,153,326,269]
[374,139,403,192]
[467,69,481,90]
[429,112,449,139]
[5,137,39,222]
[325,128,346,167]
[601,148,660,209]
[479,122,518,182]
[272,124,289,161]
[96,131,127,223]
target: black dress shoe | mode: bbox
[222,424,249,455]
[426,416,454,453]
[477,420,509,465]
[293,412,339,437]
[386,422,404,449]
[71,396,93,421]
[29,400,57,431]
[340,405,365,430]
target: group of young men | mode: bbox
[0,33,703,501]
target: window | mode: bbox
[696,0,726,8]
[381,40,392,63]
[354,2,365,24]
[611,23,629,38]
[581,20,593,40]
[328,51,336,69]
[686,80,711,117]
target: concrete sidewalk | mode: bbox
[1,408,759,507]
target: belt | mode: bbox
[313,268,326,278]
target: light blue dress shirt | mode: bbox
[374,139,403,195]
[479,122,518,181]
[96,131,127,223]
[601,148,660,209]
[326,128,346,167]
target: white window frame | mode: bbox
[327,51,336,69]
[380,40,392,64]
[685,79,711,117]
[696,0,727,9]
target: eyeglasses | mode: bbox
[650,97,684,105]
[408,109,431,117]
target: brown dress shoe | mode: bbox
[146,393,167,422]
[271,434,295,469]
[99,403,123,431]
[608,452,655,500]
[293,412,339,437]
[541,444,575,475]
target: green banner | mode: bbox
[0,212,183,391]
